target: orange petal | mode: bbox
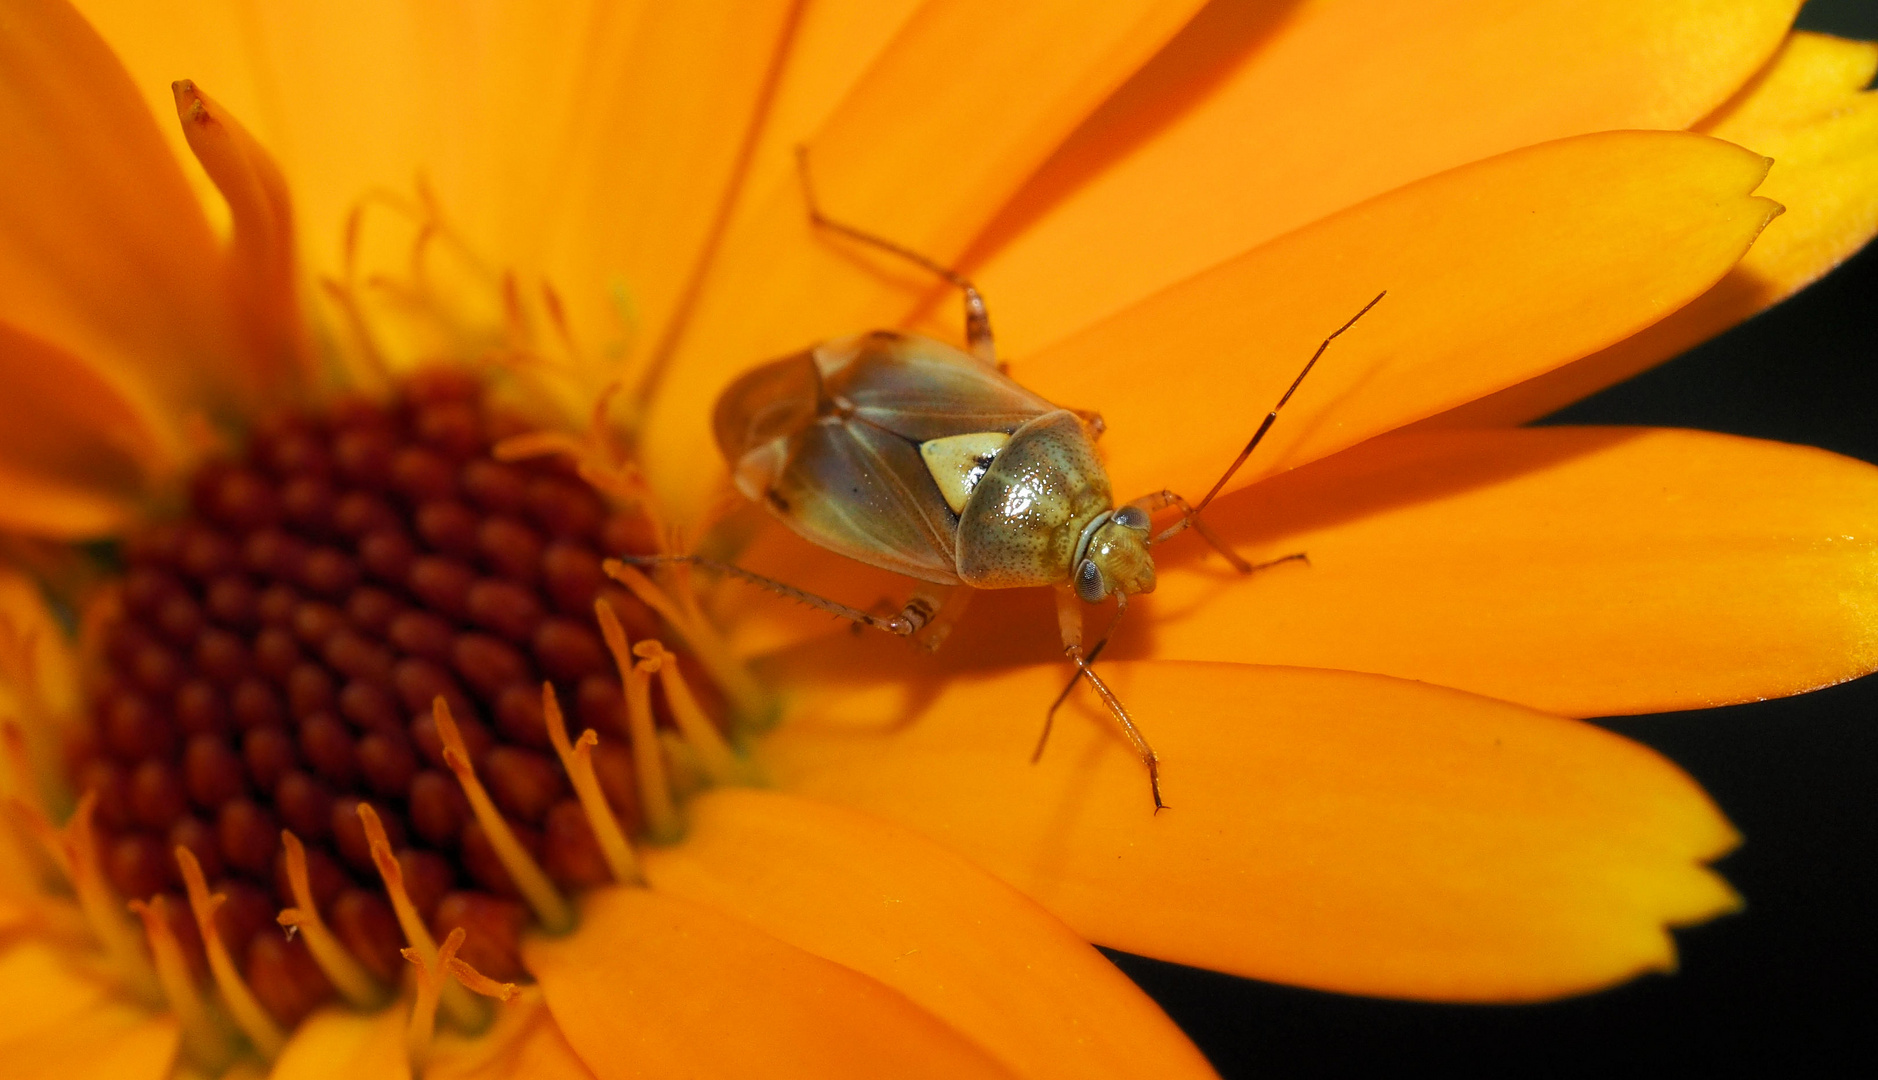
[77,0,592,270]
[712,0,930,262]
[967,0,1800,355]
[1013,131,1778,505]
[758,659,1740,1002]
[534,0,807,378]
[0,0,243,417]
[0,940,180,1080]
[642,0,1210,521]
[270,1004,408,1080]
[0,320,169,535]
[1101,427,1878,717]
[1432,31,1878,425]
[0,459,137,539]
[527,886,1018,1079]
[642,788,1215,1080]
[82,0,797,383]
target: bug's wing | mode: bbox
[771,417,962,585]
[822,332,1059,441]
[714,349,823,503]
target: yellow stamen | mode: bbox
[602,560,769,725]
[24,792,162,1005]
[402,926,463,1071]
[175,845,285,1060]
[595,601,679,841]
[129,894,232,1069]
[357,802,486,1031]
[632,640,749,785]
[1,723,65,891]
[0,721,40,806]
[491,430,588,463]
[541,684,641,884]
[276,831,387,1008]
[431,698,573,932]
[491,387,665,537]
[318,277,391,391]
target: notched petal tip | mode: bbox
[165,78,309,398]
[169,79,206,120]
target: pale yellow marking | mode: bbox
[920,431,1010,514]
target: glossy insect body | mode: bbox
[714,329,1154,604]
[623,150,1381,811]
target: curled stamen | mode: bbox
[130,894,232,1069]
[446,954,519,1003]
[541,684,641,884]
[431,698,573,932]
[595,601,679,841]
[29,792,162,1005]
[403,925,519,1074]
[357,802,486,1031]
[602,559,769,728]
[276,831,387,1008]
[403,926,464,1071]
[176,845,285,1060]
[632,640,748,786]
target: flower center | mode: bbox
[71,368,708,1036]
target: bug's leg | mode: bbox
[795,146,998,368]
[1134,488,1310,574]
[1040,587,1165,811]
[617,554,919,636]
[851,597,899,636]
[906,585,972,652]
[1040,594,1127,729]
[1132,489,1256,572]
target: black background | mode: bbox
[1120,2,1878,1075]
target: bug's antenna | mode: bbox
[794,146,995,364]
[1154,290,1386,546]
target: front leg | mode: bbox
[1038,586,1165,811]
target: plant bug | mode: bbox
[626,150,1383,810]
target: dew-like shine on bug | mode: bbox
[627,150,1382,810]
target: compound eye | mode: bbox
[1075,558,1106,603]
[1113,504,1150,530]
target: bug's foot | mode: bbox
[1247,550,1310,574]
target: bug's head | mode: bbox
[1074,505,1155,603]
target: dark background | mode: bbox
[1119,2,1878,1075]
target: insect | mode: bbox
[629,150,1382,810]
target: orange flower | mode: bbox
[1,1,1875,1078]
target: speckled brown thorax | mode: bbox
[73,369,672,1026]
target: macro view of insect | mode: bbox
[626,149,1383,810]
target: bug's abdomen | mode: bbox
[955,411,1111,589]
